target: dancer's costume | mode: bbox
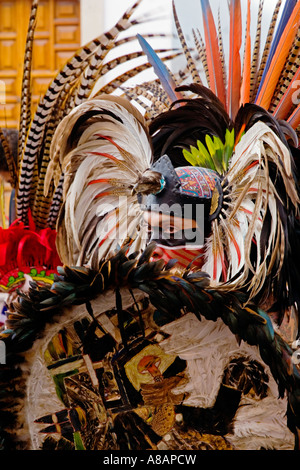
[0,0,300,450]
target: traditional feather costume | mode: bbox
[0,0,300,451]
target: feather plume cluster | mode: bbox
[9,0,300,323]
[15,0,179,230]
[46,96,154,267]
[203,122,299,297]
[7,0,300,236]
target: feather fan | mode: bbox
[46,96,154,267]
[16,0,172,228]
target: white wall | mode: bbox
[80,0,105,45]
[80,0,173,45]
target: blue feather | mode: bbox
[199,0,210,21]
[137,34,183,104]
[255,0,297,100]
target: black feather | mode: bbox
[149,83,232,167]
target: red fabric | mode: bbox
[0,218,61,285]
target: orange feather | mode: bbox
[230,233,241,266]
[287,102,300,129]
[243,160,260,173]
[235,123,246,146]
[94,191,112,199]
[200,0,226,107]
[95,134,123,150]
[227,0,242,119]
[88,178,110,185]
[240,0,251,107]
[255,2,300,110]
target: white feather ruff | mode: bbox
[202,121,299,301]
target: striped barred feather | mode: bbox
[218,9,227,93]
[255,3,300,111]
[172,0,202,84]
[269,26,300,113]
[192,28,208,85]
[199,0,226,105]
[132,83,169,104]
[123,84,170,114]
[17,0,38,172]
[17,0,145,224]
[0,128,17,188]
[99,51,181,95]
[121,88,158,121]
[113,32,176,49]
[196,28,210,86]
[47,172,65,229]
[13,0,300,237]
[139,81,174,107]
[16,0,179,230]
[253,0,283,100]
[249,0,264,101]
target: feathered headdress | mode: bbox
[35,0,300,329]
